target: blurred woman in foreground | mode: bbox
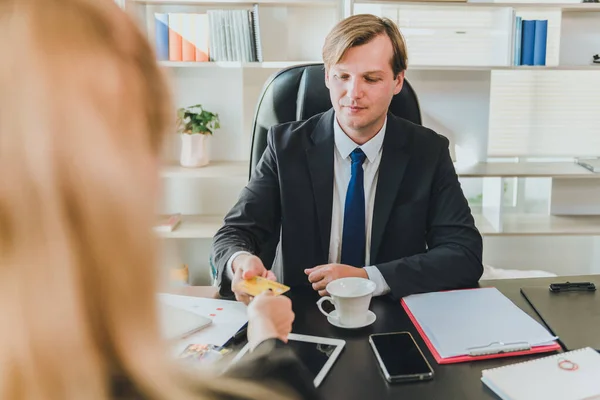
[0,0,317,398]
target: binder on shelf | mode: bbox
[513,16,522,66]
[520,20,536,66]
[251,4,263,62]
[168,13,183,62]
[401,287,561,364]
[154,13,169,61]
[192,13,210,62]
[533,20,548,66]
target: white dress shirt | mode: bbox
[227,114,391,297]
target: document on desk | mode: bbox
[401,287,561,364]
[481,347,600,400]
[158,293,248,350]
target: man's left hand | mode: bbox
[304,264,368,296]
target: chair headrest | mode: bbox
[283,63,421,125]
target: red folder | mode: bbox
[401,298,561,365]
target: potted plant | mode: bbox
[176,104,220,167]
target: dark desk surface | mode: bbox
[285,274,600,400]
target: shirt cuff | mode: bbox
[363,266,391,297]
[226,251,253,280]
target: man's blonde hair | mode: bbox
[0,0,287,399]
[322,14,408,76]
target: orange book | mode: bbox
[193,14,210,62]
[181,14,196,62]
[168,13,182,62]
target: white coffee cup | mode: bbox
[316,277,376,327]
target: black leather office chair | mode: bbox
[249,63,422,178]
[246,62,422,270]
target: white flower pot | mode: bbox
[180,133,210,167]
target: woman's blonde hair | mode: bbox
[0,0,286,399]
[322,14,408,76]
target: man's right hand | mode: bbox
[231,254,277,304]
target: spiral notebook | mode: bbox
[481,347,600,400]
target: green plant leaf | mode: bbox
[178,104,220,134]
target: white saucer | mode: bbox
[327,310,376,329]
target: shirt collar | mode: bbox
[333,114,386,163]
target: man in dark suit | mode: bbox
[211,14,483,303]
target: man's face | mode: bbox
[325,34,404,140]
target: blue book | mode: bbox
[154,13,169,61]
[514,16,522,66]
[533,20,548,66]
[521,20,536,66]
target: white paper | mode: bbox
[403,287,557,358]
[158,293,248,349]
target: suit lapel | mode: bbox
[306,109,335,262]
[370,114,412,263]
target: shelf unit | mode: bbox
[156,215,225,238]
[160,160,599,179]
[159,160,600,238]
[161,161,247,178]
[454,161,600,178]
[155,212,600,238]
[131,0,338,5]
[160,61,600,70]
[122,0,600,282]
[354,1,600,11]
[159,60,318,68]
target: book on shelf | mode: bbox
[154,213,182,233]
[154,7,262,63]
[575,158,600,173]
[512,18,548,66]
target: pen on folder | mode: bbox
[468,341,531,357]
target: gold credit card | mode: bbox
[234,276,290,296]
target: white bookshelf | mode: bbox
[132,0,337,5]
[161,160,247,178]
[154,212,600,239]
[455,162,599,178]
[160,159,598,178]
[475,214,600,236]
[156,215,224,238]
[160,61,600,70]
[159,61,319,68]
[124,0,600,282]
[354,1,600,11]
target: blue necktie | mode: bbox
[341,148,367,267]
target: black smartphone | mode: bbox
[369,332,434,383]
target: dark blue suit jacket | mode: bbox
[211,108,483,299]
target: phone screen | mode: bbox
[370,332,432,377]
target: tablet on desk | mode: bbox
[231,333,346,387]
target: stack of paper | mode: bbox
[482,347,600,400]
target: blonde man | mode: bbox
[0,0,317,399]
[213,14,483,302]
